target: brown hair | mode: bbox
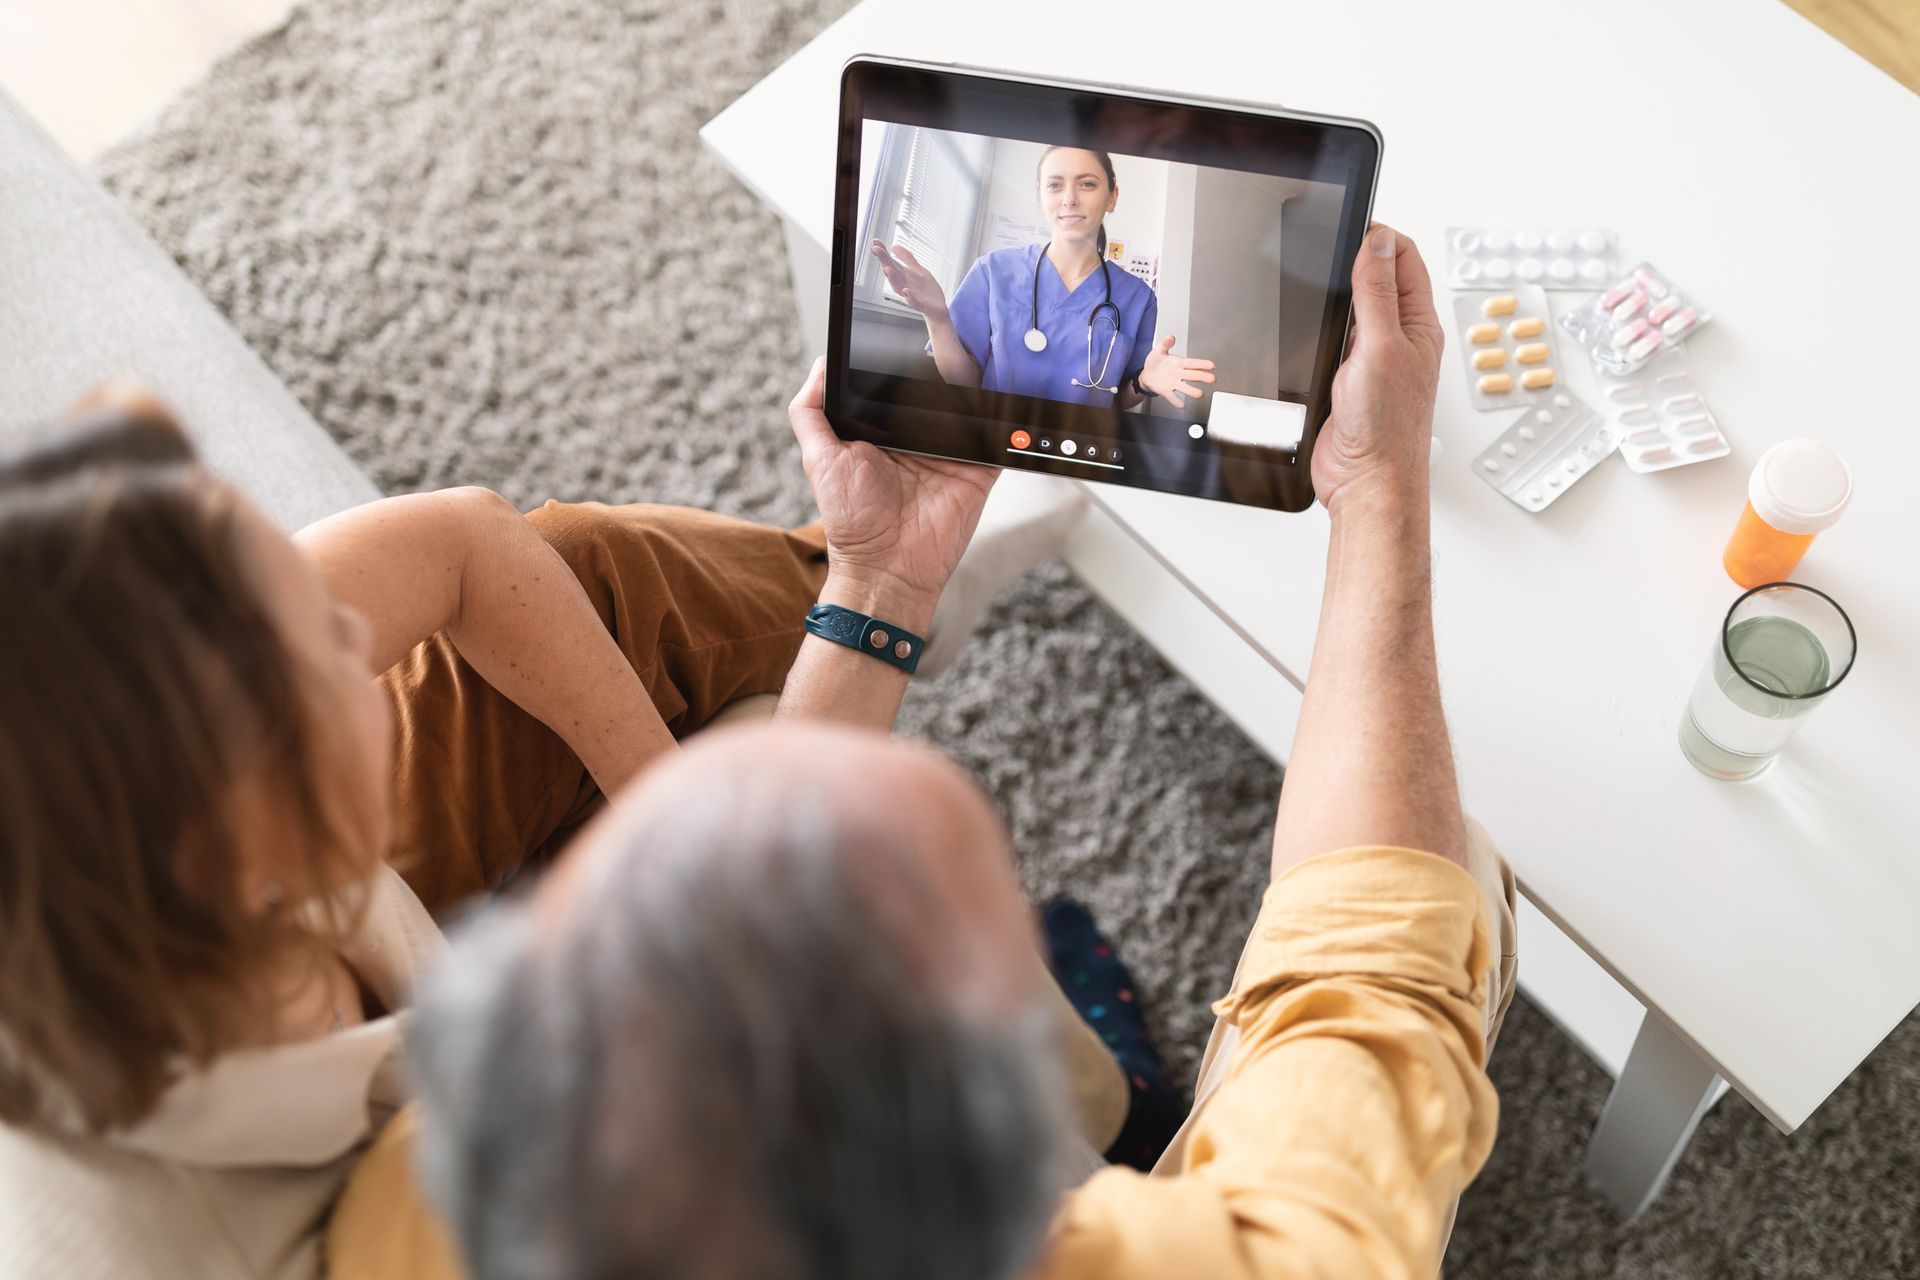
[1037,146,1118,257]
[0,395,353,1132]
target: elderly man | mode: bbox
[334,224,1518,1280]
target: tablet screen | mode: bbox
[828,58,1380,512]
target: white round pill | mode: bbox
[1485,259,1513,281]
[1517,258,1544,281]
[1578,229,1608,254]
[1484,230,1512,252]
[1549,259,1575,281]
[1519,426,1537,440]
[1514,229,1542,251]
[1527,490,1543,503]
[1536,410,1553,424]
[1546,229,1574,253]
[1501,442,1518,457]
[1580,259,1608,283]
[1454,230,1480,254]
[1456,260,1481,282]
[1548,476,1563,488]
[1554,394,1572,407]
[1482,459,1501,472]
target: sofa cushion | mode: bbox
[0,90,378,530]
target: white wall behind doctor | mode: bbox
[1153,163,1197,373]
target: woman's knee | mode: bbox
[526,501,751,573]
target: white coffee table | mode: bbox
[703,0,1920,1216]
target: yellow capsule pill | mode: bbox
[1515,342,1550,365]
[1467,322,1501,344]
[1478,373,1515,394]
[1508,316,1545,339]
[1472,348,1508,370]
[1482,294,1519,317]
[1521,367,1557,390]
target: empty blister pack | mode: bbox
[1472,391,1617,513]
[1446,226,1616,291]
[1559,262,1711,376]
[1595,346,1729,473]
[1454,286,1561,411]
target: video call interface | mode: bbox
[846,119,1351,473]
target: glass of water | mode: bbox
[1678,583,1857,780]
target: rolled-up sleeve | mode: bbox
[1034,846,1498,1280]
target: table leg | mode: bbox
[1581,1010,1721,1218]
[779,216,830,356]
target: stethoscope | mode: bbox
[1023,246,1122,394]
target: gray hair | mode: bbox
[409,777,1069,1280]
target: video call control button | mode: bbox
[1188,423,1206,440]
[1011,430,1031,449]
[1061,439,1078,456]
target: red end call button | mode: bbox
[1011,430,1032,449]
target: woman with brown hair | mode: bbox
[0,364,1061,1278]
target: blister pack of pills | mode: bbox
[1453,286,1561,411]
[1446,226,1617,291]
[1472,391,1616,513]
[1559,262,1710,376]
[1595,346,1728,473]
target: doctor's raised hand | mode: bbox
[870,241,985,390]
[870,241,950,323]
[788,355,996,632]
[1311,223,1445,517]
[1135,334,1216,409]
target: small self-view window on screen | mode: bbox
[850,122,1346,454]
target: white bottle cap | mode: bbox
[1748,440,1851,536]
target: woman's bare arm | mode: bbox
[295,489,675,794]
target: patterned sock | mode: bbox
[1040,897,1185,1172]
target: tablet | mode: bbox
[827,56,1382,513]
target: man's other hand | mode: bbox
[788,356,998,626]
[1311,224,1445,517]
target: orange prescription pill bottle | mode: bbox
[1722,440,1851,588]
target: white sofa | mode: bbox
[0,89,377,530]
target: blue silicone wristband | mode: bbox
[804,603,925,675]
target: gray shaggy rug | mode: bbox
[93,0,1918,1275]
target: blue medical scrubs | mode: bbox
[938,243,1159,408]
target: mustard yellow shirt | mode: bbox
[328,846,1496,1280]
[1031,846,1498,1280]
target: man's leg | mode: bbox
[1049,978,1134,1183]
[379,502,828,912]
[1146,819,1519,1270]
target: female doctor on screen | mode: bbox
[870,146,1216,411]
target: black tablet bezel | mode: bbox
[826,56,1381,513]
